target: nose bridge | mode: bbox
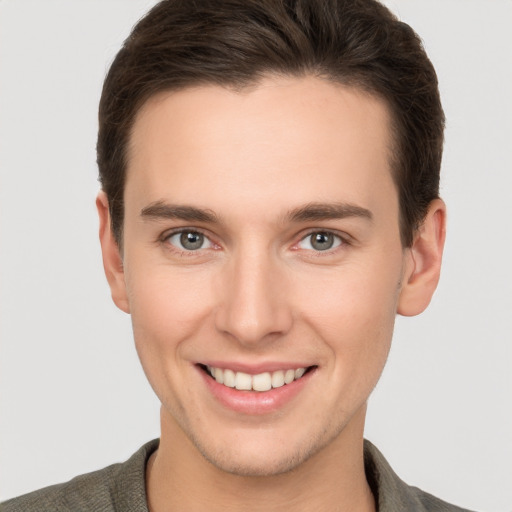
[215,242,291,346]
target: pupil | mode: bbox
[311,232,333,251]
[180,231,203,250]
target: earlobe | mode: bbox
[397,199,446,317]
[96,191,130,313]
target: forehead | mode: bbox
[125,76,396,221]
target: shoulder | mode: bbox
[364,440,476,512]
[1,440,158,512]
[405,485,475,512]
[1,464,118,512]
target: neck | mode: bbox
[146,405,375,512]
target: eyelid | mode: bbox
[159,227,219,252]
[157,226,351,254]
[292,228,352,252]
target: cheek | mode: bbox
[124,264,218,412]
[125,263,216,356]
[295,254,402,369]
[298,264,400,326]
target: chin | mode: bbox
[200,446,310,477]
[189,426,334,477]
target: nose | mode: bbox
[214,249,293,347]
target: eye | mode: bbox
[167,230,212,251]
[297,231,343,251]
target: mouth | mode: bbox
[198,364,316,392]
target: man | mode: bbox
[2,0,475,510]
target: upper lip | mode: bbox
[197,361,315,374]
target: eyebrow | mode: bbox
[140,201,218,223]
[140,200,373,225]
[286,202,373,223]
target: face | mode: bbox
[110,76,410,475]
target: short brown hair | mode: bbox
[97,0,444,247]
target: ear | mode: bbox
[96,191,130,313]
[397,199,446,316]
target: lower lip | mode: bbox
[198,367,314,415]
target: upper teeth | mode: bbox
[207,366,307,392]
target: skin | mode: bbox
[98,75,445,511]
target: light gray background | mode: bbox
[1,1,511,510]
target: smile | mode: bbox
[198,363,317,414]
[204,365,310,392]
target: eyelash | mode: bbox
[160,228,217,255]
[294,230,349,254]
[159,228,350,256]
